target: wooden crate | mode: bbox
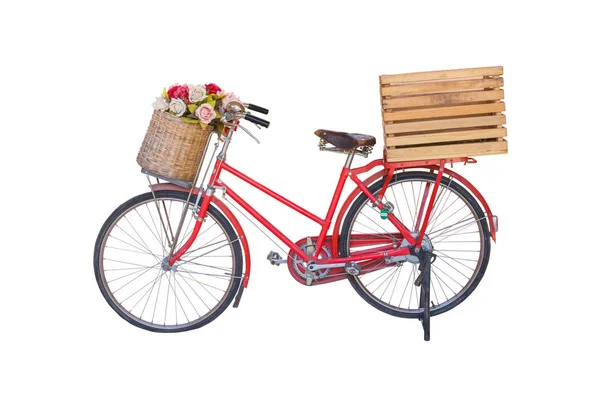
[380,66,508,162]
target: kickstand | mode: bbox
[416,251,435,341]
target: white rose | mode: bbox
[169,98,187,117]
[152,96,169,111]
[188,84,207,103]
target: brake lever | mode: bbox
[237,124,260,144]
[222,119,260,144]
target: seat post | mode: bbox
[344,152,355,168]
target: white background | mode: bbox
[1,0,599,398]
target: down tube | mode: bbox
[218,183,309,262]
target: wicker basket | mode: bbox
[137,110,213,182]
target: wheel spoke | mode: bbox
[114,224,161,263]
[431,267,457,296]
[178,239,239,266]
[176,269,212,311]
[177,266,241,281]
[390,186,405,225]
[356,211,397,242]
[134,208,167,254]
[400,182,415,228]
[163,271,172,325]
[388,263,403,304]
[399,264,413,307]
[109,234,158,257]
[380,267,399,302]
[151,256,166,323]
[408,265,416,309]
[106,263,160,284]
[435,250,476,274]
[112,265,157,294]
[427,177,455,231]
[177,259,232,272]
[176,271,226,294]
[172,273,200,319]
[128,268,165,314]
[124,215,161,262]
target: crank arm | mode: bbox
[307,262,347,271]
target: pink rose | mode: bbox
[221,92,240,112]
[195,103,217,124]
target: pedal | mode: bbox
[266,251,285,265]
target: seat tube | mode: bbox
[315,152,354,252]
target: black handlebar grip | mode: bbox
[247,103,269,115]
[245,113,270,128]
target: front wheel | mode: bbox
[340,171,491,318]
[94,190,243,332]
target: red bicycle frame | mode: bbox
[168,154,454,270]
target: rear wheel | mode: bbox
[340,171,490,318]
[94,190,243,332]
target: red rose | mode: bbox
[205,83,222,94]
[167,85,190,103]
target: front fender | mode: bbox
[150,183,251,288]
[331,163,497,256]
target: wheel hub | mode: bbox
[400,232,434,264]
[161,257,178,272]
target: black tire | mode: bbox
[340,171,490,318]
[94,190,243,332]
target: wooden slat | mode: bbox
[381,78,503,97]
[382,90,504,109]
[383,103,505,122]
[386,140,508,162]
[380,66,503,85]
[385,128,506,147]
[384,115,506,135]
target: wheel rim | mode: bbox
[345,175,486,315]
[98,196,238,330]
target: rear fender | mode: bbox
[150,183,251,288]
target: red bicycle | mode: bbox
[94,100,497,340]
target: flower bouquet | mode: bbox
[137,82,239,182]
[152,83,240,133]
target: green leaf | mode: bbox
[181,117,199,124]
[200,122,209,129]
[206,99,216,108]
[162,88,169,100]
[216,122,225,133]
[187,103,198,114]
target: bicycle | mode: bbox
[94,100,498,340]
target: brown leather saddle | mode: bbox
[314,129,376,150]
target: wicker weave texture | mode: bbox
[137,110,212,182]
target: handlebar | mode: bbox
[247,103,269,115]
[244,113,270,128]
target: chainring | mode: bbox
[288,242,332,280]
